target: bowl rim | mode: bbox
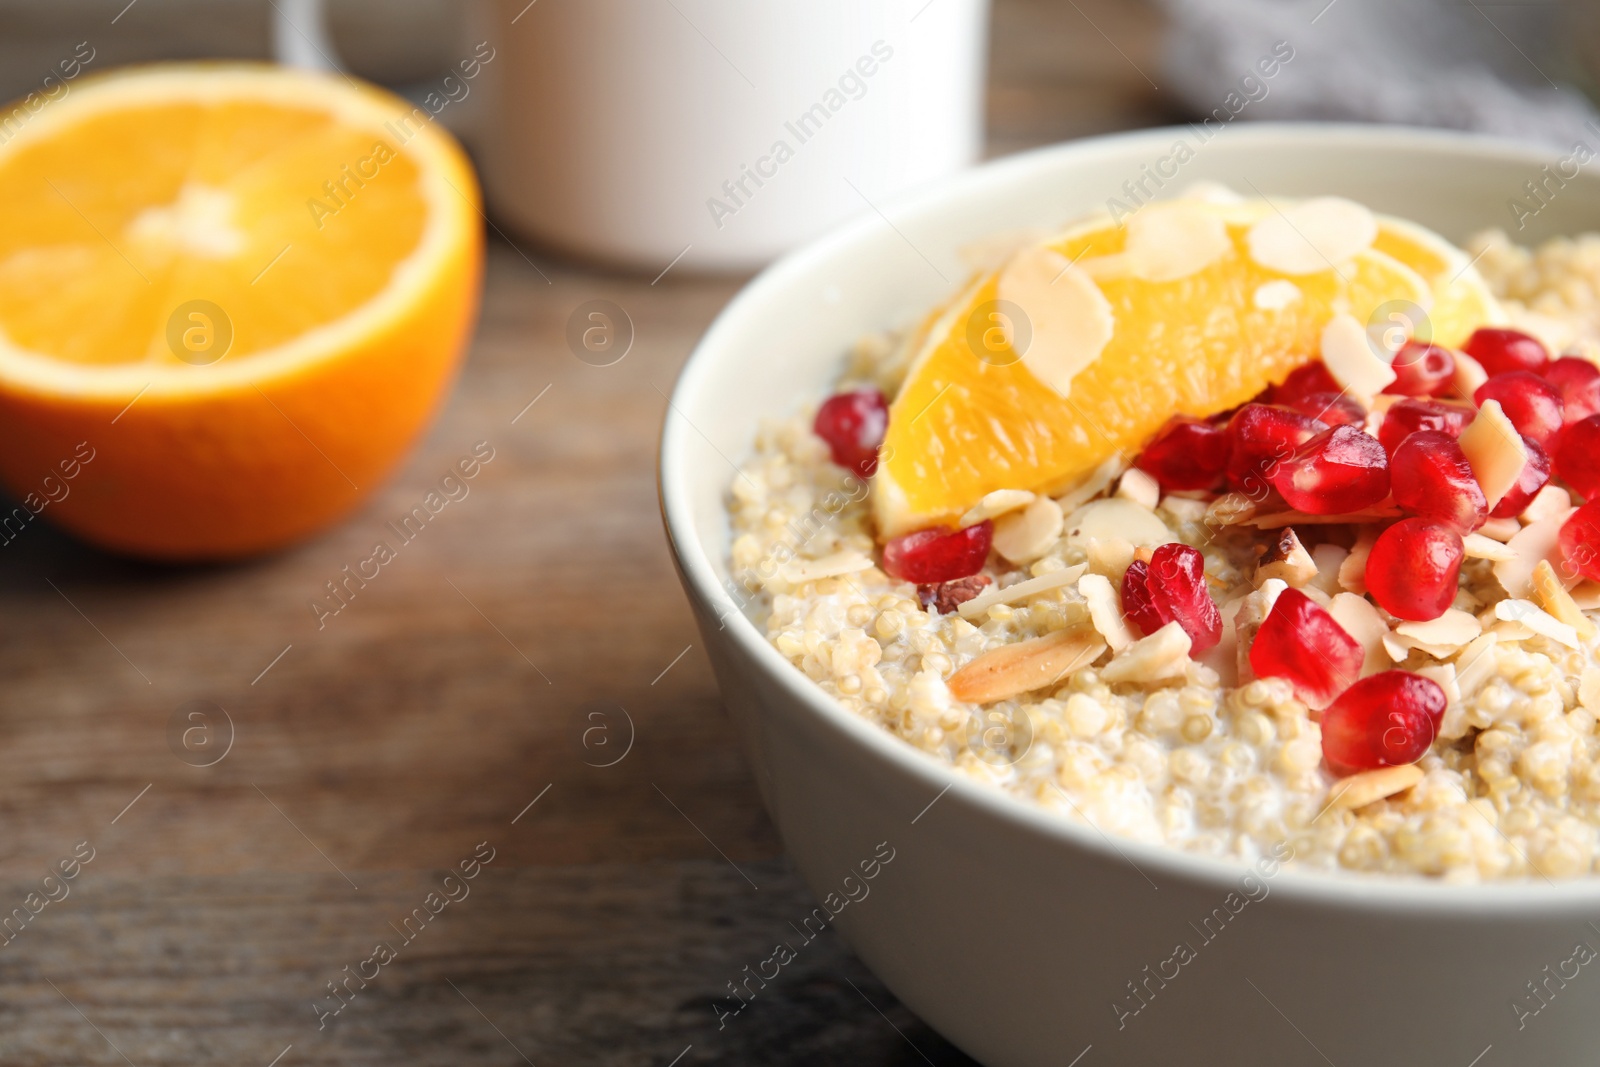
[661,120,1600,913]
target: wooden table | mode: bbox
[0,2,1174,1062]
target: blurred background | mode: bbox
[0,1,1595,1065]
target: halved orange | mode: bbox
[0,64,483,559]
[874,200,1499,537]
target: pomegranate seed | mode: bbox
[1474,371,1564,450]
[1248,588,1363,709]
[1135,417,1229,492]
[1544,357,1600,424]
[813,388,888,478]
[1269,425,1390,514]
[1488,435,1551,519]
[1384,340,1456,397]
[1556,415,1600,500]
[1377,398,1475,454]
[1390,430,1487,533]
[1559,500,1600,582]
[1365,518,1464,620]
[1272,362,1341,406]
[1557,415,1600,500]
[1120,559,1165,636]
[1462,327,1550,377]
[1121,544,1222,651]
[1225,404,1328,497]
[882,521,991,584]
[1320,670,1447,772]
[1288,391,1366,428]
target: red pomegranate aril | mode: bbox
[1269,425,1390,514]
[1559,501,1600,582]
[1556,414,1600,501]
[1320,670,1447,772]
[1474,371,1565,450]
[1135,417,1229,492]
[1272,362,1341,406]
[1384,340,1456,397]
[1289,391,1366,428]
[1226,404,1328,497]
[1248,588,1363,709]
[882,521,991,584]
[1365,518,1464,621]
[1544,357,1600,424]
[1122,546,1223,652]
[813,388,889,479]
[1488,435,1551,519]
[1390,430,1487,533]
[1377,398,1475,454]
[1462,327,1550,377]
[1120,559,1167,636]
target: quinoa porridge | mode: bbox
[726,193,1600,882]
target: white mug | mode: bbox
[477,0,991,271]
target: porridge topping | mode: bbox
[729,193,1600,880]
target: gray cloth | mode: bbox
[1157,0,1600,149]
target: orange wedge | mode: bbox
[0,65,482,559]
[874,198,1498,537]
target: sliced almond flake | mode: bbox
[1329,591,1390,676]
[1495,505,1577,598]
[1454,632,1500,698]
[992,496,1064,564]
[1260,577,1288,615]
[1160,495,1210,523]
[1532,560,1597,640]
[1320,313,1397,400]
[1052,455,1125,512]
[1460,399,1528,509]
[1490,619,1537,642]
[1327,764,1424,811]
[1205,492,1259,527]
[1311,543,1349,597]
[1255,527,1317,587]
[1381,632,1413,663]
[1520,485,1573,525]
[1083,537,1136,582]
[1101,621,1192,683]
[1396,609,1482,649]
[1116,468,1161,510]
[997,245,1115,399]
[1248,506,1403,528]
[1416,663,1462,707]
[957,563,1088,619]
[1064,497,1172,549]
[1494,598,1579,648]
[778,551,874,584]
[1477,516,1522,542]
[959,488,1035,527]
[1580,667,1600,713]
[1079,572,1134,651]
[947,628,1105,704]
[1462,533,1516,561]
[1339,531,1378,595]
[1120,201,1232,282]
[1252,279,1301,311]
[1246,197,1379,275]
[1453,350,1489,399]
[1179,180,1245,205]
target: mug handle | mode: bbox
[270,0,344,72]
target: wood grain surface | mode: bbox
[0,1,1174,1062]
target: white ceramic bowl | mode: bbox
[660,124,1600,1067]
